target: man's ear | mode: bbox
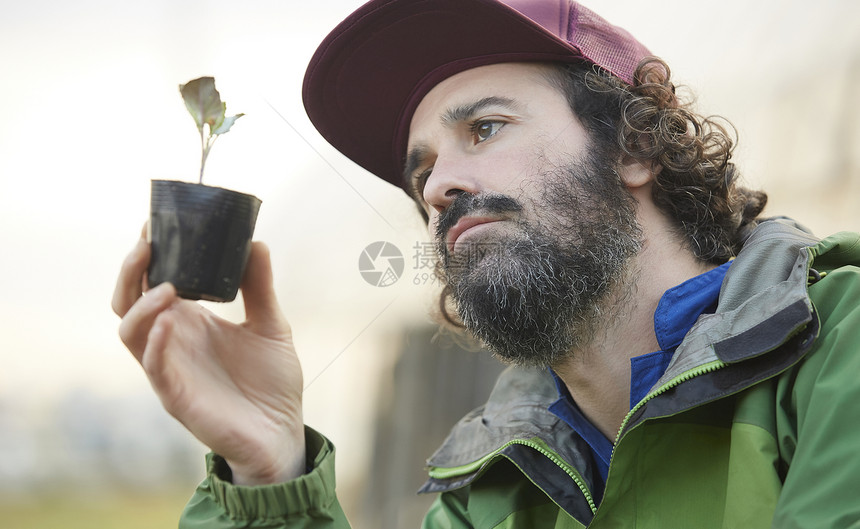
[617,154,661,190]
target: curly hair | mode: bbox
[544,57,767,263]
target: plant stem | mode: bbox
[198,127,220,185]
[198,126,206,184]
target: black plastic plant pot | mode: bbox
[148,179,262,302]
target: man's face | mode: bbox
[407,63,594,228]
[405,63,642,366]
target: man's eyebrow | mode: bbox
[442,96,519,126]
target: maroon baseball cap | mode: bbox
[302,0,651,191]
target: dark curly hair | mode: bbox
[543,57,767,263]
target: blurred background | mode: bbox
[0,0,858,527]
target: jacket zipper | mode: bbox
[613,358,726,447]
[428,437,598,514]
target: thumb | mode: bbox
[241,241,289,335]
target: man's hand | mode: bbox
[112,228,306,485]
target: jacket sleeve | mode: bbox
[179,426,351,528]
[772,263,860,528]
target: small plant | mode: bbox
[179,76,244,184]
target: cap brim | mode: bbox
[302,0,584,191]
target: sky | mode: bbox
[1,0,858,495]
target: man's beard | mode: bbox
[435,152,643,367]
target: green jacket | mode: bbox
[180,220,860,528]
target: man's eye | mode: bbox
[470,120,504,143]
[413,168,432,196]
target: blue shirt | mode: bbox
[548,261,731,491]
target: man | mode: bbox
[112,0,860,527]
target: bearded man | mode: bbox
[113,0,860,527]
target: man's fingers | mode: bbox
[241,242,289,334]
[118,282,177,363]
[112,233,150,318]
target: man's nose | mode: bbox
[422,151,481,214]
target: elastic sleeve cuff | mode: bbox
[197,426,339,520]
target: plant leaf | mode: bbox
[212,112,244,135]
[179,77,223,130]
[210,102,227,132]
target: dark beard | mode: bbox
[435,153,642,367]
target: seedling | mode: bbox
[179,76,244,184]
[147,76,259,302]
